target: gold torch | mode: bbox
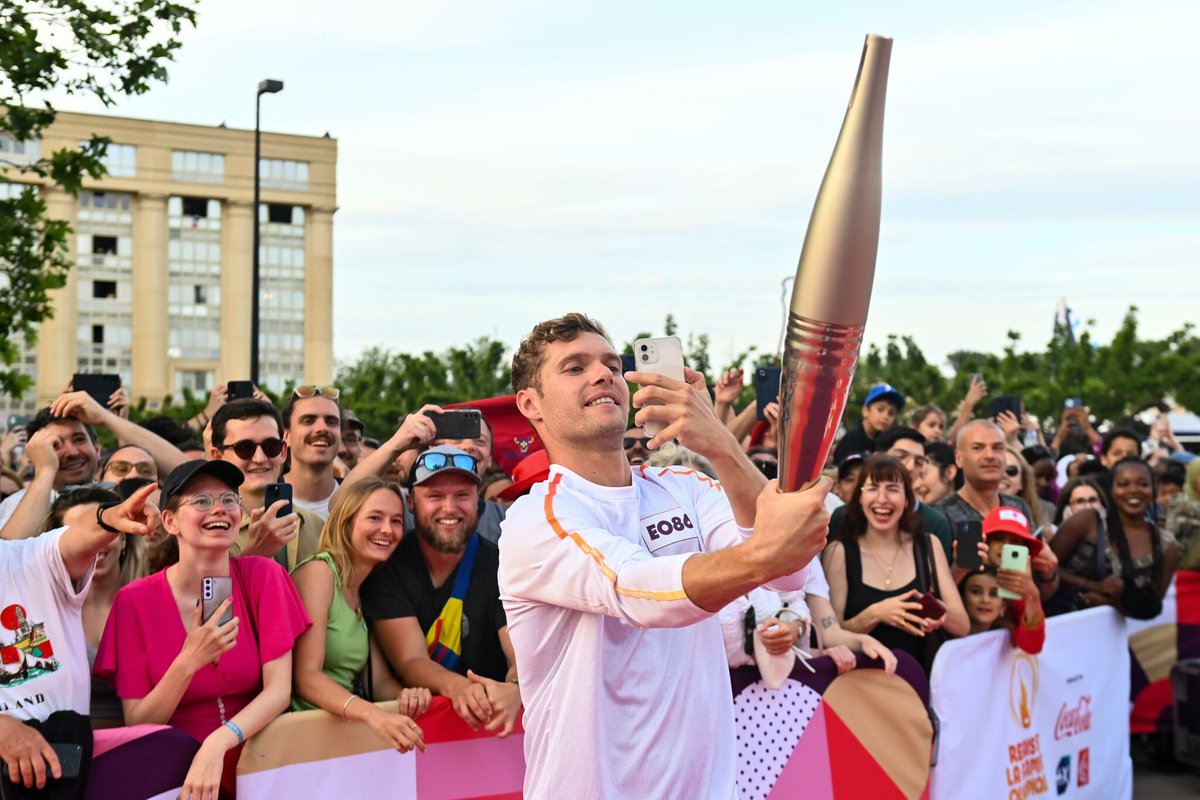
[778,34,892,492]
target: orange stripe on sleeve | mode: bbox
[542,474,689,602]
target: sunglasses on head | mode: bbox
[292,385,340,400]
[417,451,477,473]
[624,437,651,450]
[221,438,285,460]
[1005,465,1020,477]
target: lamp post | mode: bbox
[251,78,284,387]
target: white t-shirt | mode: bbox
[294,487,335,520]
[0,528,93,721]
[499,464,806,800]
[0,488,61,532]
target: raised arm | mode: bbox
[0,429,60,541]
[50,391,186,475]
[59,482,159,581]
[331,407,438,506]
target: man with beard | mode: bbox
[363,445,520,737]
[0,392,186,538]
[282,386,343,519]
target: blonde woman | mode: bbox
[291,477,430,752]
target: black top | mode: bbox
[842,535,925,661]
[362,531,509,681]
[833,422,875,466]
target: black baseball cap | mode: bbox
[837,452,868,481]
[160,459,244,509]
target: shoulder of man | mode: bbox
[917,502,950,532]
[998,493,1032,517]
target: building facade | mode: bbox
[1,110,337,416]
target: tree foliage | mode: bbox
[0,0,198,397]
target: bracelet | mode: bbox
[222,720,244,745]
[341,694,360,720]
[95,501,121,533]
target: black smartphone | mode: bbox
[755,367,781,421]
[6,414,26,430]
[953,521,984,571]
[426,409,482,440]
[0,743,83,783]
[264,482,293,517]
[73,373,120,408]
[620,353,637,375]
[227,380,255,401]
[988,395,1023,421]
[201,576,234,625]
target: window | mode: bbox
[259,158,309,190]
[93,280,117,299]
[101,143,136,177]
[172,150,225,183]
[194,285,207,304]
[92,236,118,255]
[0,135,40,166]
[182,197,208,218]
[267,203,294,224]
[92,325,104,345]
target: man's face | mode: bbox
[624,427,650,465]
[213,415,288,495]
[885,438,927,487]
[49,421,100,487]
[434,421,493,476]
[956,425,1007,491]
[410,473,480,554]
[1102,435,1140,469]
[100,445,158,483]
[863,400,898,436]
[517,333,628,453]
[339,425,364,469]
[285,396,341,468]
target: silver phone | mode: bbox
[632,336,686,438]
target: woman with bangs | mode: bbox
[291,477,430,753]
[824,454,969,667]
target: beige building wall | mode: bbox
[1,110,337,410]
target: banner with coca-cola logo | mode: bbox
[928,607,1132,800]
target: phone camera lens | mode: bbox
[641,354,649,362]
[639,345,648,352]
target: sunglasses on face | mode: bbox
[1005,465,1021,478]
[106,460,157,478]
[624,437,651,450]
[292,385,340,400]
[417,452,477,473]
[220,438,285,460]
[181,492,241,512]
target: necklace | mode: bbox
[865,536,904,587]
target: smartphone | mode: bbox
[632,336,685,438]
[998,543,1029,601]
[1,743,83,782]
[620,353,637,375]
[6,414,26,430]
[1064,397,1083,409]
[988,395,1023,421]
[425,409,482,440]
[264,482,293,517]
[227,380,255,400]
[201,576,234,625]
[755,367,781,422]
[915,592,947,620]
[953,521,984,571]
[73,373,120,408]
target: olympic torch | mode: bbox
[777,34,892,492]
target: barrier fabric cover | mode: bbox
[1128,572,1200,734]
[929,607,1132,800]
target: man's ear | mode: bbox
[516,388,542,424]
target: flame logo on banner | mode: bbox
[1009,652,1039,729]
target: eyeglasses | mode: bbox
[890,451,928,470]
[220,438,285,460]
[105,460,157,478]
[1070,495,1102,508]
[292,385,340,400]
[623,437,651,450]
[417,451,477,473]
[182,492,241,511]
[1005,465,1021,478]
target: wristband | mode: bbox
[96,501,121,533]
[341,694,360,720]
[222,720,244,745]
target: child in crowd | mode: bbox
[978,507,1046,654]
[833,384,905,465]
[959,569,1004,634]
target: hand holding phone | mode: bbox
[998,544,1029,601]
[914,592,948,620]
[953,522,984,571]
[264,482,293,518]
[755,367,782,422]
[227,380,255,401]
[424,409,482,440]
[201,576,234,625]
[72,373,121,409]
[632,336,685,438]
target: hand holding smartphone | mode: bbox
[264,482,293,517]
[914,592,947,620]
[201,576,234,625]
[424,409,482,440]
[997,543,1029,601]
[632,336,685,438]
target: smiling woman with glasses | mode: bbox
[95,460,312,799]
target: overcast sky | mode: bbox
[54,0,1200,375]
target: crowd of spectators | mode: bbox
[0,357,1195,797]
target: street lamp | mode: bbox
[251,78,284,387]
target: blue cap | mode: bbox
[864,384,905,411]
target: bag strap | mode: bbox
[913,531,939,597]
[1092,509,1109,576]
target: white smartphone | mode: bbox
[632,336,686,438]
[998,543,1029,601]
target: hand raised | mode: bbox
[749,478,832,578]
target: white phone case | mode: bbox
[632,336,685,438]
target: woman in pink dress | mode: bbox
[95,460,311,799]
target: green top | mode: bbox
[290,552,369,712]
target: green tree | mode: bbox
[0,0,198,397]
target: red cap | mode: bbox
[498,449,551,502]
[981,506,1043,555]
